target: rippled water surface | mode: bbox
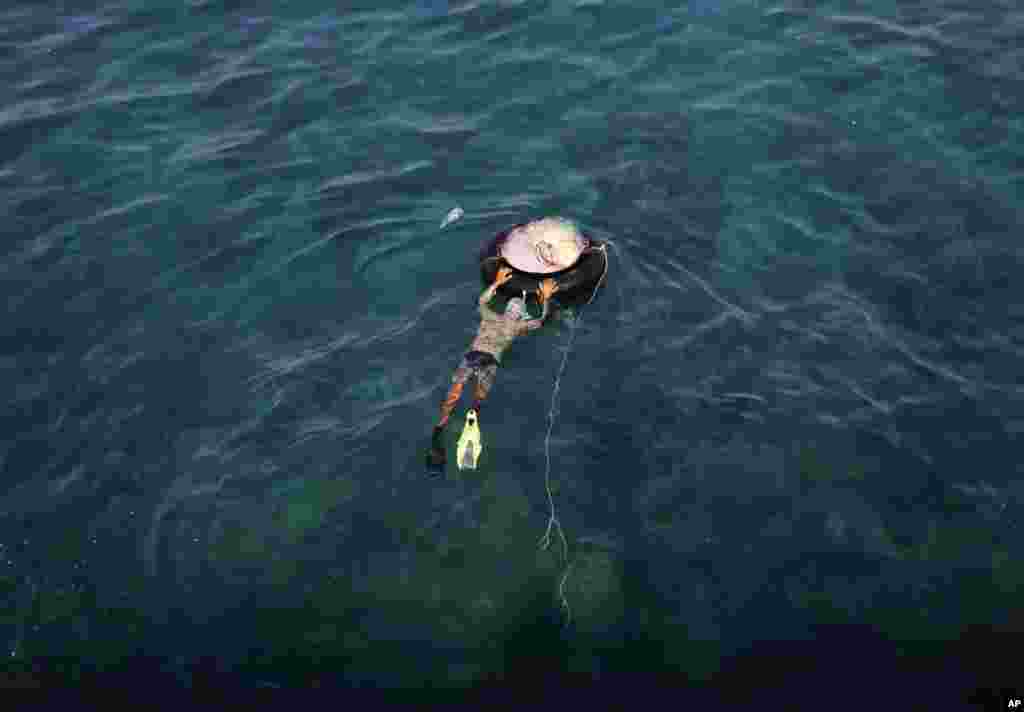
[1,0,1022,693]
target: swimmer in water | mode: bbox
[426,264,559,469]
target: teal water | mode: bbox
[1,0,1022,697]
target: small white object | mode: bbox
[440,206,464,230]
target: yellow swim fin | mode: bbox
[456,409,483,470]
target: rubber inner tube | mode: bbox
[479,227,607,307]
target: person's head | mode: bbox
[504,296,527,320]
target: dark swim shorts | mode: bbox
[452,350,498,392]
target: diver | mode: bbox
[426,263,560,470]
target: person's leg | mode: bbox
[428,360,471,467]
[437,359,473,426]
[437,380,465,428]
[470,361,497,413]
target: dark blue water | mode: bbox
[1,0,1021,699]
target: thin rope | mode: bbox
[538,241,611,625]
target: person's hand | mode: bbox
[537,278,559,303]
[495,265,514,285]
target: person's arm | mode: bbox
[521,298,550,332]
[480,264,514,313]
[521,278,558,332]
[478,282,500,308]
